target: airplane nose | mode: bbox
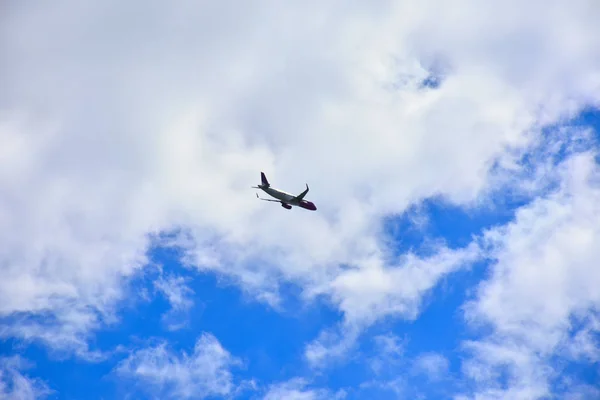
[300,201,317,210]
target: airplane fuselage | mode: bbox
[259,185,317,210]
[262,187,295,202]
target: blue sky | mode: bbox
[2,2,600,399]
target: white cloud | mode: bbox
[303,243,480,368]
[154,275,194,312]
[460,152,600,398]
[153,274,194,330]
[413,352,449,381]
[304,325,360,368]
[115,332,244,399]
[562,314,600,363]
[561,383,600,400]
[1,0,600,362]
[263,378,345,400]
[0,303,109,361]
[0,357,52,400]
[368,334,405,375]
[327,242,481,326]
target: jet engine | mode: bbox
[281,203,292,210]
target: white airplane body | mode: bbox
[253,172,317,211]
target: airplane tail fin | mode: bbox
[261,172,270,187]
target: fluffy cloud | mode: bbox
[0,357,52,400]
[460,152,600,398]
[368,334,405,375]
[326,242,481,325]
[413,352,449,381]
[1,2,600,386]
[115,332,245,399]
[153,273,195,330]
[263,378,345,400]
[303,243,479,368]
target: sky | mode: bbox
[1,1,600,399]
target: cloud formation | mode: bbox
[0,357,52,400]
[263,378,346,400]
[153,273,195,330]
[115,333,245,399]
[413,352,449,381]
[461,152,600,398]
[1,0,600,398]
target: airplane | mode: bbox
[252,172,317,211]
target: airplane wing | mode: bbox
[293,184,309,201]
[256,193,281,202]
